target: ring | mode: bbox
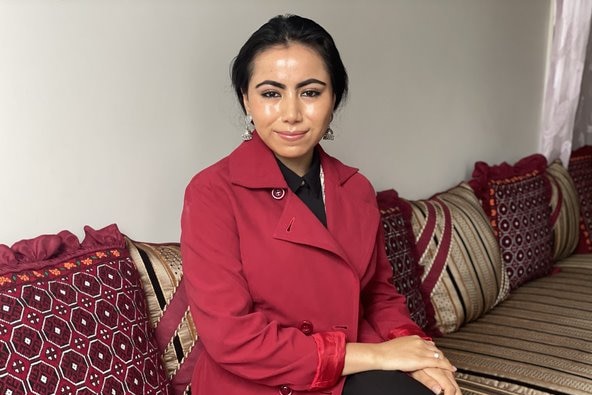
[434,352,440,359]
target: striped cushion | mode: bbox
[127,239,198,395]
[409,183,510,335]
[437,255,592,395]
[547,160,580,261]
[568,146,592,253]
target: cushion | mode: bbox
[547,160,580,261]
[127,239,198,395]
[376,189,429,330]
[568,145,592,253]
[408,183,509,335]
[0,225,171,394]
[470,154,554,290]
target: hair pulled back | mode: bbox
[231,14,348,113]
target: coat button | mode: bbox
[272,188,285,200]
[299,320,313,336]
[279,385,293,395]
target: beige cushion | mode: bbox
[547,160,580,261]
[409,183,510,335]
[127,239,197,395]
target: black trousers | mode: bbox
[343,370,435,395]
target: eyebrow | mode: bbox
[254,78,327,89]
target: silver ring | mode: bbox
[434,352,440,359]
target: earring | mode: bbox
[242,114,255,141]
[322,127,335,141]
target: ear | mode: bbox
[242,92,251,114]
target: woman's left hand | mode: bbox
[411,366,462,395]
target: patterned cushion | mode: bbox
[547,160,580,261]
[0,225,170,395]
[127,240,198,395]
[408,183,509,335]
[376,189,429,330]
[470,154,554,290]
[568,146,592,253]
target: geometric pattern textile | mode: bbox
[470,154,554,290]
[408,183,509,336]
[127,239,199,395]
[568,145,592,253]
[376,189,429,330]
[436,254,592,395]
[0,225,171,395]
[547,159,580,261]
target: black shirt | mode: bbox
[276,149,327,227]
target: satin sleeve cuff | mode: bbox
[309,331,346,390]
[388,325,432,341]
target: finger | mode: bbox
[442,369,462,395]
[411,370,443,395]
[423,367,460,395]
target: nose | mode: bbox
[280,94,302,124]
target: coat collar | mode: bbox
[228,131,359,189]
[227,132,378,274]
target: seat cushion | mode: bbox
[437,255,592,395]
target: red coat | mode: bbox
[181,132,426,395]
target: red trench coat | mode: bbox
[181,132,426,395]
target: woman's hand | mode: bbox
[373,336,456,373]
[411,366,462,395]
[343,336,456,375]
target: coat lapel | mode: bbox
[323,158,380,275]
[229,132,379,271]
[272,191,348,261]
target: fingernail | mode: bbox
[432,386,442,394]
[453,365,458,372]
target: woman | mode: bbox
[181,14,461,395]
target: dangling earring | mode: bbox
[242,114,255,141]
[322,127,335,141]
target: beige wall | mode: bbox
[0,0,551,244]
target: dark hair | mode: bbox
[231,14,348,113]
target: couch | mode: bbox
[0,150,591,395]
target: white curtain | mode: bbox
[573,17,592,148]
[539,0,592,165]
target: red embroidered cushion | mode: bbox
[568,146,592,253]
[470,154,554,290]
[0,225,171,395]
[376,189,429,330]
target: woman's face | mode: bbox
[243,43,335,176]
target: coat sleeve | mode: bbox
[181,174,345,391]
[358,191,430,341]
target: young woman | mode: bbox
[181,14,461,395]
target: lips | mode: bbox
[275,130,308,141]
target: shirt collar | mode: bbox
[276,149,322,197]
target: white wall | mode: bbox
[0,0,551,245]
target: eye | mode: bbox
[302,90,321,98]
[261,90,280,98]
